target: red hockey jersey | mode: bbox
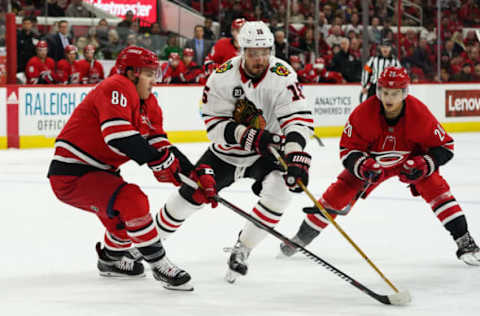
[51,74,170,174]
[25,56,57,84]
[77,59,105,84]
[204,37,239,70]
[340,95,454,178]
[181,61,206,84]
[56,59,81,84]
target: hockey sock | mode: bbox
[430,192,467,240]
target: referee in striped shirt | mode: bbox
[360,39,401,102]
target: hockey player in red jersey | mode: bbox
[56,45,81,84]
[47,46,217,291]
[303,57,345,83]
[160,52,186,83]
[203,18,245,75]
[77,44,105,84]
[181,48,206,84]
[25,40,57,84]
[279,66,480,266]
[155,21,314,284]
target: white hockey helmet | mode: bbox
[237,21,274,50]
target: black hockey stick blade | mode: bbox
[302,205,351,216]
[313,134,325,147]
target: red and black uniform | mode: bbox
[298,64,344,83]
[160,60,186,83]
[48,74,189,250]
[25,56,57,84]
[204,37,240,73]
[306,94,467,240]
[56,59,81,84]
[77,59,105,84]
[181,61,206,84]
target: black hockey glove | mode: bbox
[283,151,311,193]
[239,127,282,156]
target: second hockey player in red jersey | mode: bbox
[77,44,105,84]
[47,46,217,291]
[25,40,57,84]
[56,44,81,84]
[280,66,480,266]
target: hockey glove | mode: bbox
[284,151,311,193]
[239,127,282,156]
[359,158,385,184]
[190,164,218,208]
[399,155,434,184]
[148,148,181,186]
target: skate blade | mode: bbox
[99,271,146,279]
[162,281,194,291]
[460,252,480,266]
[225,269,241,284]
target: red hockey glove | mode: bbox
[399,155,434,184]
[239,127,283,156]
[284,151,311,193]
[148,148,181,186]
[190,164,218,208]
[359,158,385,184]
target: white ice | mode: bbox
[1,133,479,316]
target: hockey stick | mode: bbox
[269,147,408,296]
[178,173,411,305]
[312,134,325,147]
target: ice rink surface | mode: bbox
[1,133,479,316]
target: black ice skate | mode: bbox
[95,242,145,278]
[278,221,320,258]
[455,232,480,266]
[224,239,251,284]
[151,256,193,291]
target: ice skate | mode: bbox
[456,232,480,266]
[278,221,320,258]
[224,240,251,284]
[95,242,145,278]
[151,256,193,291]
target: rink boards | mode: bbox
[0,83,479,149]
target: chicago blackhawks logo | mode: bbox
[216,60,233,73]
[270,63,290,76]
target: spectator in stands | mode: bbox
[330,37,361,82]
[203,18,215,41]
[0,10,5,46]
[289,2,304,24]
[66,0,93,17]
[404,38,434,79]
[368,16,382,44]
[318,11,330,39]
[474,63,480,81]
[17,16,38,73]
[101,29,123,60]
[86,27,100,51]
[343,13,362,35]
[161,34,182,60]
[185,25,213,66]
[117,10,135,42]
[43,0,65,17]
[326,25,344,48]
[274,30,288,62]
[299,27,315,63]
[323,4,334,23]
[96,19,110,50]
[126,34,138,46]
[453,63,474,82]
[381,19,394,42]
[222,0,244,37]
[138,33,154,51]
[420,23,437,45]
[439,67,451,82]
[150,23,166,55]
[47,20,72,61]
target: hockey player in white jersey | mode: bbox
[156,21,314,283]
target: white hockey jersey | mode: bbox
[201,56,314,167]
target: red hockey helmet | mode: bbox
[115,45,160,76]
[64,45,78,55]
[377,66,410,100]
[314,57,325,69]
[232,18,246,31]
[36,40,48,49]
[183,48,194,57]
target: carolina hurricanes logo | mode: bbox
[141,115,154,130]
[371,151,410,167]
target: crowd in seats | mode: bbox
[8,0,480,84]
